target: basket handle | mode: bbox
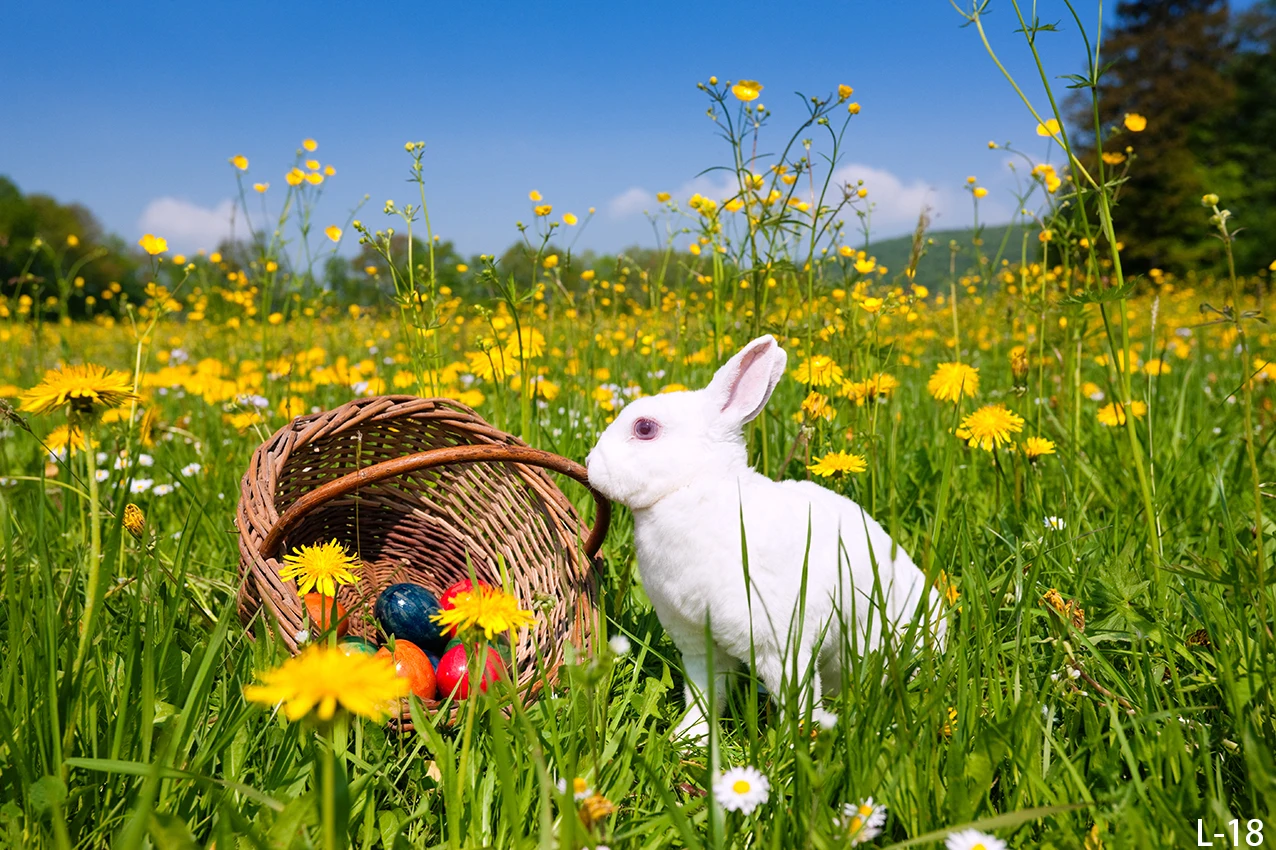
[259,444,612,564]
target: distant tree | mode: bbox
[0,175,142,315]
[1218,0,1276,272]
[1070,0,1275,274]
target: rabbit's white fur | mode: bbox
[586,335,944,740]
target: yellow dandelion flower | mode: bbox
[279,540,361,597]
[230,154,249,170]
[1097,400,1148,426]
[927,362,980,403]
[324,225,342,242]
[243,646,407,722]
[731,79,762,102]
[793,354,843,387]
[959,404,1025,451]
[431,584,535,640]
[1143,358,1170,376]
[808,451,867,478]
[1123,113,1147,132]
[21,363,138,417]
[1022,436,1056,460]
[44,423,94,457]
[800,391,836,421]
[123,504,146,540]
[138,233,167,255]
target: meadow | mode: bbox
[2,9,1275,849]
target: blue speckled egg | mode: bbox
[374,583,447,654]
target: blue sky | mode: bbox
[0,1,1182,256]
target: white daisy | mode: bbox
[946,828,1007,850]
[137,453,154,467]
[129,478,153,494]
[608,634,632,655]
[713,766,770,814]
[841,797,887,845]
[95,469,110,483]
[181,462,202,477]
[152,484,174,496]
[1043,516,1065,531]
[555,776,592,801]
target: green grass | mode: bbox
[0,292,1272,849]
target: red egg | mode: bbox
[304,593,348,637]
[435,643,505,699]
[438,578,492,637]
[376,639,437,701]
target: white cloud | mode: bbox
[137,197,238,253]
[608,187,655,218]
[606,164,978,240]
[830,163,954,238]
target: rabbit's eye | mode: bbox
[632,417,661,441]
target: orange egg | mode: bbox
[304,593,348,637]
[376,639,437,701]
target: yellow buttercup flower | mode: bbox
[431,584,535,640]
[534,204,553,217]
[837,84,853,100]
[562,212,578,226]
[324,225,342,242]
[543,254,559,269]
[927,362,979,402]
[656,192,671,202]
[302,138,318,152]
[138,233,168,255]
[279,540,361,597]
[286,168,305,186]
[529,190,542,201]
[808,450,867,478]
[847,102,861,115]
[305,172,324,186]
[21,363,138,417]
[853,257,876,275]
[66,234,79,247]
[973,187,988,199]
[1102,151,1126,166]
[230,154,249,171]
[959,404,1025,451]
[731,79,762,102]
[860,297,883,313]
[1036,118,1061,137]
[1123,113,1147,132]
[1097,400,1148,426]
[244,646,407,722]
[253,182,269,193]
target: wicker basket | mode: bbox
[236,395,611,716]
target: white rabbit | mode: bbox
[586,334,945,740]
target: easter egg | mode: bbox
[374,583,447,653]
[435,643,505,699]
[438,578,492,637]
[376,639,437,701]
[337,636,378,655]
[303,593,348,637]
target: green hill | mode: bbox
[864,224,1037,286]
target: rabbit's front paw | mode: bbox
[672,712,711,743]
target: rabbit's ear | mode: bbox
[706,334,788,427]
